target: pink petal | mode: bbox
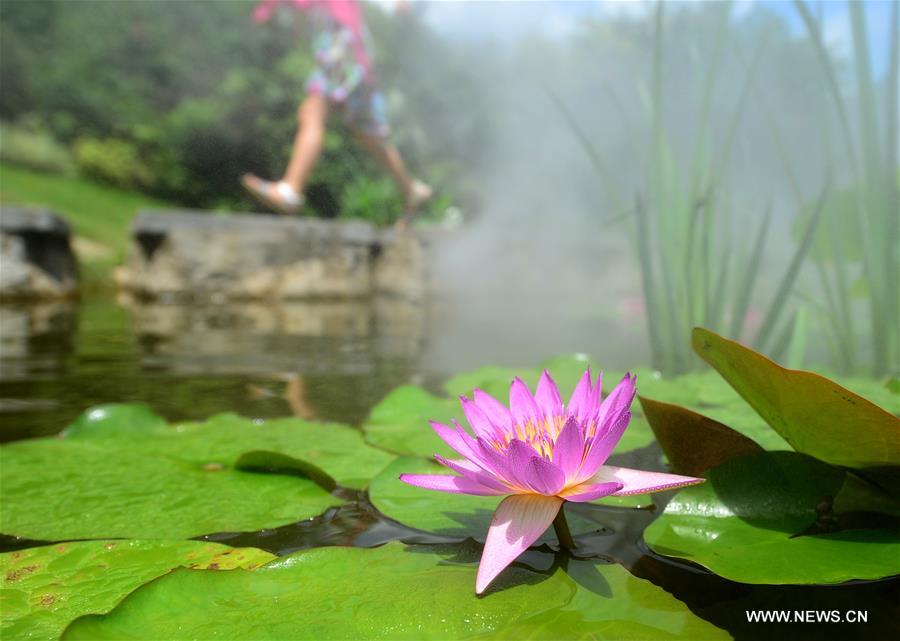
[430,420,479,459]
[558,480,623,502]
[592,465,704,495]
[550,417,586,479]
[588,370,603,413]
[534,370,563,419]
[473,389,514,435]
[522,455,566,495]
[434,455,511,493]
[443,419,516,480]
[578,410,632,480]
[399,473,508,496]
[431,421,504,479]
[475,439,518,486]
[476,494,563,594]
[461,396,502,441]
[506,439,539,489]
[509,377,541,427]
[566,369,593,421]
[594,374,636,436]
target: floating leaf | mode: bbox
[234,450,336,492]
[62,543,727,640]
[663,371,745,406]
[444,366,541,400]
[610,414,656,453]
[694,404,790,451]
[886,377,900,396]
[479,554,727,640]
[1,540,273,641]
[693,327,900,468]
[640,396,764,475]
[65,407,392,490]
[62,403,167,439]
[363,386,465,457]
[369,457,652,540]
[0,439,337,540]
[632,373,701,408]
[643,451,900,584]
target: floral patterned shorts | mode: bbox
[305,23,391,139]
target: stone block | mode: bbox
[116,211,427,301]
[0,207,78,300]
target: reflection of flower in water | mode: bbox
[401,369,704,593]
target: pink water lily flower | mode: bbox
[400,369,704,594]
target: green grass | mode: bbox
[0,162,175,258]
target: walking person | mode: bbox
[242,0,432,224]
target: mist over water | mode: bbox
[395,0,891,374]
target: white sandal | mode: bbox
[241,174,304,216]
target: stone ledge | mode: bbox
[0,207,72,236]
[0,207,78,301]
[116,210,429,302]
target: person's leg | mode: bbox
[282,92,328,194]
[354,132,411,196]
[242,92,328,214]
[353,131,433,213]
[343,86,432,217]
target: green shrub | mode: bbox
[340,175,403,226]
[72,137,154,189]
[0,118,74,174]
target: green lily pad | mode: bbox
[64,407,393,490]
[369,457,652,540]
[663,371,746,406]
[363,386,464,457]
[696,404,791,451]
[62,543,727,640]
[611,414,655,453]
[234,450,337,492]
[0,439,337,540]
[444,366,541,400]
[886,377,900,396]
[62,403,167,439]
[693,328,900,468]
[1,540,273,641]
[643,451,900,584]
[477,555,728,640]
[632,374,701,409]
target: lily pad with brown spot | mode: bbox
[1,540,273,641]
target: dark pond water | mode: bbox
[0,295,435,441]
[0,290,648,441]
[1,294,896,640]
